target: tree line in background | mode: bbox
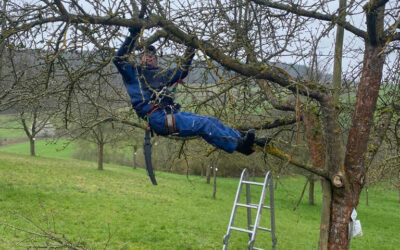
[0,0,399,249]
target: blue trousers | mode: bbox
[148,109,240,153]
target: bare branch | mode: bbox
[251,0,367,39]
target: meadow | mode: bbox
[0,149,399,249]
[0,115,399,249]
[0,115,26,140]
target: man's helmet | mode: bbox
[140,45,158,68]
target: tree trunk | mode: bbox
[398,185,400,204]
[98,142,104,170]
[398,175,400,203]
[206,165,211,184]
[212,165,217,199]
[328,42,385,250]
[309,178,315,205]
[302,108,329,249]
[133,145,137,169]
[319,179,332,250]
[321,0,345,246]
[366,187,369,206]
[29,137,35,156]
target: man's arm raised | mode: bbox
[166,46,196,85]
[113,27,141,71]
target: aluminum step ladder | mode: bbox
[222,168,277,250]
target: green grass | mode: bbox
[0,152,399,249]
[0,115,26,140]
[0,139,74,158]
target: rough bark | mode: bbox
[302,107,330,249]
[319,179,332,250]
[323,0,346,247]
[329,42,385,250]
[303,109,326,170]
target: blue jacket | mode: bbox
[113,31,191,118]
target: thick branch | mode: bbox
[257,80,296,111]
[260,145,329,178]
[303,108,326,169]
[2,12,329,102]
[236,115,298,130]
[344,43,385,186]
[99,117,145,129]
[54,0,69,16]
[156,18,329,101]
[20,114,32,139]
[364,0,387,45]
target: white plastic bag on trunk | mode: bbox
[349,209,363,238]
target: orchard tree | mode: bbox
[1,0,400,249]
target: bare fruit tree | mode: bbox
[1,0,400,249]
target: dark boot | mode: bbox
[236,129,255,155]
[254,136,272,147]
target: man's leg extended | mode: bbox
[175,111,256,154]
[148,110,257,154]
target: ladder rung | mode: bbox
[253,248,264,250]
[250,225,271,232]
[258,226,271,232]
[236,203,258,209]
[230,227,253,234]
[242,180,264,186]
[236,203,270,209]
[250,203,270,209]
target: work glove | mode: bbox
[184,46,196,55]
[181,46,196,70]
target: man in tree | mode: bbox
[113,27,263,155]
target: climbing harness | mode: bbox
[140,54,188,185]
[142,104,180,185]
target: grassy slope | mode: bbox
[0,139,74,158]
[0,152,399,249]
[0,115,26,140]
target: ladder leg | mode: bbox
[269,175,277,250]
[223,170,277,250]
[248,171,269,249]
[245,171,252,241]
[223,169,248,249]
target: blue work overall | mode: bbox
[113,32,240,153]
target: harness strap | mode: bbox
[165,113,178,134]
[147,105,160,118]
